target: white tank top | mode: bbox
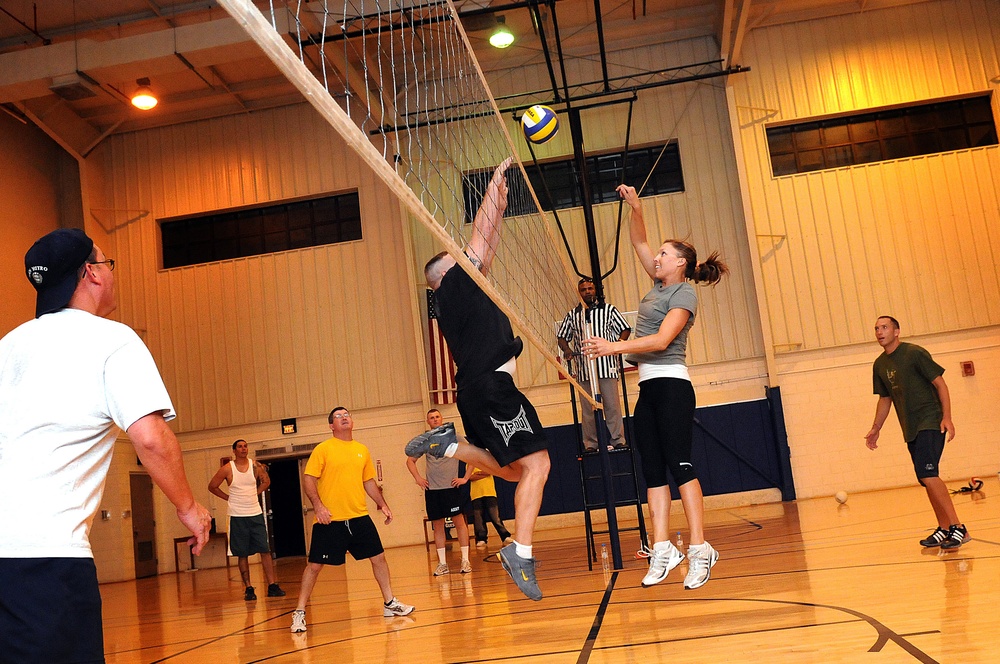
[228,460,262,517]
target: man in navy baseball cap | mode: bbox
[24,227,95,318]
[3,227,211,662]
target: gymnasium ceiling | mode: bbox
[0,0,930,156]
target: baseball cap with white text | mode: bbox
[24,228,94,318]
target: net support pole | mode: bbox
[571,104,623,569]
[585,337,622,573]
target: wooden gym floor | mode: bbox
[101,479,999,663]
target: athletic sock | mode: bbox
[514,541,532,558]
[437,547,447,565]
[461,545,469,563]
[652,541,670,552]
[443,442,458,457]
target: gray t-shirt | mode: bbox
[624,281,697,367]
[425,455,461,490]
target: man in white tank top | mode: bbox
[209,439,285,600]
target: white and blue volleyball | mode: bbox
[521,104,559,145]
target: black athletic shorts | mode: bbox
[425,487,470,521]
[308,515,384,565]
[457,370,548,467]
[908,429,946,480]
[0,557,104,663]
[229,514,270,557]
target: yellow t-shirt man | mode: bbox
[468,465,497,501]
[304,437,376,521]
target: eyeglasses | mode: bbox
[89,259,115,271]
[333,412,351,420]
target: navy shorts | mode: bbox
[0,557,104,663]
[229,514,270,557]
[425,487,470,521]
[457,370,548,467]
[308,515,384,565]
[908,429,946,480]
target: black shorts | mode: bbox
[229,514,270,557]
[457,370,548,467]
[308,515,384,565]
[0,558,104,663]
[908,429,946,480]
[425,487,470,521]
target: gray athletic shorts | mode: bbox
[229,514,270,557]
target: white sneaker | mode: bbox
[460,559,473,574]
[475,541,487,550]
[290,609,307,633]
[640,542,684,587]
[684,542,719,589]
[383,597,415,617]
[433,563,450,576]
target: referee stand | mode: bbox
[567,354,647,570]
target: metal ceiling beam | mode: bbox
[592,0,610,92]
[0,1,216,52]
[376,60,748,133]
[0,4,51,46]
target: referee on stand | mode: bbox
[557,278,631,452]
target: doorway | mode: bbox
[266,458,307,558]
[129,473,158,578]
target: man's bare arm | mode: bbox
[128,413,212,554]
[207,464,231,501]
[466,157,512,275]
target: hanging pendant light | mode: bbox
[489,16,514,49]
[131,78,158,110]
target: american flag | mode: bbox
[427,289,457,404]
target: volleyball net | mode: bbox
[217,0,589,399]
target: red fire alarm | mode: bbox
[960,361,975,377]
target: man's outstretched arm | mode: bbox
[466,157,512,276]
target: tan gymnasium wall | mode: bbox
[729,0,1000,497]
[91,103,428,434]
[89,103,447,563]
[1,111,81,335]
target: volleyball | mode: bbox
[835,490,848,504]
[521,105,559,145]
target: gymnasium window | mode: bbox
[766,93,998,177]
[160,191,362,269]
[461,141,684,221]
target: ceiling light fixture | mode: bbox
[489,16,514,49]
[131,77,158,110]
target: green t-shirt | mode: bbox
[872,342,944,442]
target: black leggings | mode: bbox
[633,377,698,488]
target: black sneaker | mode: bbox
[267,583,286,597]
[940,524,970,550]
[919,526,950,547]
[244,586,257,601]
[404,423,456,459]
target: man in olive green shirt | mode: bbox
[865,316,967,550]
